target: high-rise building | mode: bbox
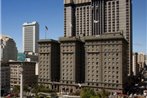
[59,37,85,92]
[38,39,60,90]
[37,0,132,93]
[0,35,18,63]
[138,53,145,70]
[23,21,39,53]
[132,53,139,76]
[57,33,128,93]
[64,0,132,75]
[84,33,128,93]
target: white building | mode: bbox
[138,53,145,69]
[0,35,18,63]
[132,53,139,76]
[23,21,39,53]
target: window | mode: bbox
[116,1,119,4]
[116,80,119,83]
[116,76,119,78]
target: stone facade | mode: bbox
[64,0,132,76]
[0,35,18,63]
[38,33,129,93]
[84,33,128,93]
[38,39,60,90]
[59,37,85,92]
[9,61,37,88]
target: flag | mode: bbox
[45,26,48,31]
[94,20,99,23]
[69,23,72,28]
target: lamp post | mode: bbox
[20,63,23,98]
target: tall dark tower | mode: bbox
[64,0,132,75]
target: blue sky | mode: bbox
[1,0,147,53]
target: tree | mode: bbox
[12,85,20,94]
[71,90,81,95]
[80,88,110,98]
[80,88,96,98]
[32,84,54,97]
[24,86,30,92]
[97,89,110,98]
[90,96,100,98]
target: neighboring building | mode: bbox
[9,61,37,88]
[145,55,147,66]
[0,62,10,95]
[38,34,128,93]
[25,52,38,62]
[59,37,85,92]
[132,53,139,76]
[132,52,146,75]
[138,53,145,70]
[64,0,132,75]
[0,35,18,63]
[84,33,128,93]
[143,70,147,81]
[17,53,26,62]
[23,21,39,53]
[38,39,60,89]
[17,52,38,75]
[37,0,132,93]
[0,35,17,95]
[43,33,128,93]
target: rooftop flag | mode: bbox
[94,20,99,23]
[69,23,72,28]
[45,26,48,31]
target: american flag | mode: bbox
[45,26,48,31]
[94,20,99,23]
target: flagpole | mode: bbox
[45,29,46,39]
[45,26,48,39]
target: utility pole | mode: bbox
[20,63,23,98]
